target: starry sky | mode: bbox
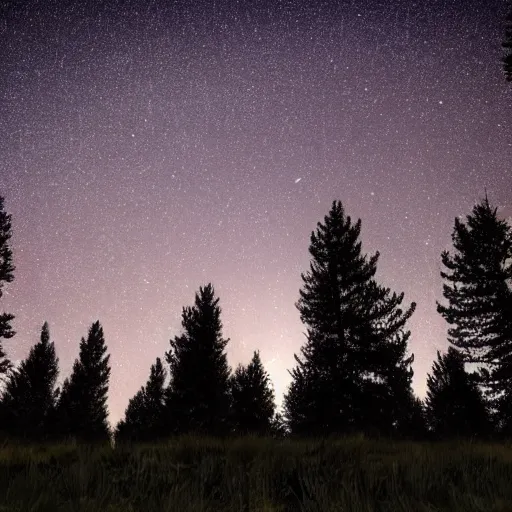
[1,0,511,429]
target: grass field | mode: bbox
[0,433,511,511]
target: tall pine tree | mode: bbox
[0,322,59,441]
[164,284,232,438]
[0,196,15,380]
[55,321,111,443]
[283,200,416,440]
[437,194,512,436]
[424,347,492,441]
[229,350,276,437]
[115,357,167,445]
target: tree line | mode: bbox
[0,191,510,446]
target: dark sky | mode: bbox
[1,0,511,428]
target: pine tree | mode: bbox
[283,358,324,439]
[165,284,232,438]
[437,194,512,435]
[55,321,111,443]
[0,196,15,379]
[283,200,416,440]
[398,393,430,441]
[351,279,417,439]
[229,350,276,437]
[424,347,492,440]
[269,411,289,439]
[115,357,167,445]
[503,2,512,82]
[1,322,59,441]
[143,356,167,439]
[115,389,146,445]
[53,376,73,441]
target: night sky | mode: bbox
[1,0,511,429]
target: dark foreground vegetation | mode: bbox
[0,434,512,512]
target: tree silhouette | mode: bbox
[143,356,167,438]
[424,347,492,441]
[352,278,417,439]
[398,393,430,441]
[488,282,512,438]
[115,357,167,445]
[503,2,512,81]
[115,389,147,445]
[269,411,289,439]
[164,284,232,438]
[283,200,416,440]
[283,358,323,439]
[493,362,512,439]
[0,322,59,442]
[229,350,276,437]
[0,196,15,380]
[437,194,512,435]
[55,321,111,443]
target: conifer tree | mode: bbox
[229,350,276,437]
[0,196,15,379]
[398,393,430,441]
[115,357,167,445]
[1,322,59,441]
[437,194,512,434]
[143,356,167,437]
[164,284,232,438]
[269,411,289,439]
[53,376,72,441]
[424,347,492,440]
[55,321,111,443]
[115,389,146,445]
[283,358,323,438]
[283,200,416,439]
[503,2,512,81]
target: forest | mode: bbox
[0,191,510,447]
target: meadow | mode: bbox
[0,434,511,511]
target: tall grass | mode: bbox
[0,433,511,511]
